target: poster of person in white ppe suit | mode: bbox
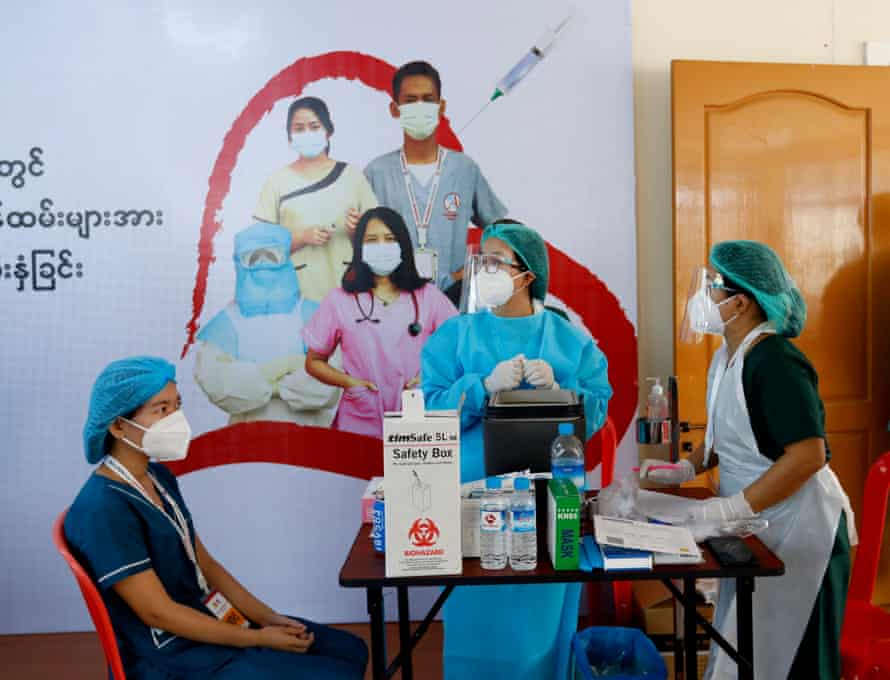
[194,222,339,426]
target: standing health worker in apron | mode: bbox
[641,240,855,680]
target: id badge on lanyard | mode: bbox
[415,244,438,282]
[401,149,445,283]
[203,590,249,627]
[103,456,250,627]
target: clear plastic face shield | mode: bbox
[459,244,531,313]
[239,246,287,269]
[679,266,739,343]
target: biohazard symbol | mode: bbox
[408,517,440,547]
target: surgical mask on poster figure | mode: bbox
[398,102,440,141]
[290,129,328,159]
[363,242,403,276]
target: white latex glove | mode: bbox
[687,492,755,524]
[523,359,556,389]
[639,458,696,485]
[484,355,524,393]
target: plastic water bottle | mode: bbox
[551,423,585,493]
[480,477,508,570]
[509,477,537,571]
[646,377,669,421]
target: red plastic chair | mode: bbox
[842,452,890,679]
[584,417,633,624]
[53,510,127,680]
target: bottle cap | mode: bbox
[485,476,502,490]
[558,423,574,436]
[647,377,664,396]
[514,477,530,491]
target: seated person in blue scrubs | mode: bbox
[421,220,613,680]
[64,356,367,680]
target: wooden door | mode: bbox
[673,60,890,603]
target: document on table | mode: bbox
[594,515,699,556]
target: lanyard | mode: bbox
[104,456,209,594]
[399,148,446,249]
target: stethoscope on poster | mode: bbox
[353,290,423,337]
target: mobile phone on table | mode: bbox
[705,536,758,567]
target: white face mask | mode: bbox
[398,102,440,140]
[290,129,328,159]
[121,410,192,461]
[363,242,402,276]
[686,289,738,335]
[476,269,524,309]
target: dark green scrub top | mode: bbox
[742,334,830,461]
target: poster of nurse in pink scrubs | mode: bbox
[303,206,457,438]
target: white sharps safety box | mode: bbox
[383,390,462,578]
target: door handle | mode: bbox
[680,422,705,432]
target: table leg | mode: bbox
[673,587,684,679]
[736,576,754,680]
[683,577,698,680]
[397,586,413,680]
[366,586,386,680]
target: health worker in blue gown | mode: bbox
[421,220,613,680]
[64,357,367,679]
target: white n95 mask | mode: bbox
[363,242,403,276]
[476,269,523,309]
[398,102,440,141]
[121,410,192,461]
[686,289,738,336]
[290,129,327,159]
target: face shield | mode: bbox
[239,246,287,269]
[459,245,529,313]
[679,266,739,344]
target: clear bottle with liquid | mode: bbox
[551,423,585,493]
[509,477,537,571]
[646,377,669,421]
[480,477,508,570]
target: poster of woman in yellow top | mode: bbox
[253,96,378,302]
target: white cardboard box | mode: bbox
[383,390,462,578]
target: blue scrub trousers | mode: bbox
[127,618,368,680]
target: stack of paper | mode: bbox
[594,515,699,557]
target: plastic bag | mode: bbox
[572,627,667,679]
[597,474,645,521]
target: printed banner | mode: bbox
[1,0,635,632]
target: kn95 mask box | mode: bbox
[548,478,580,570]
[383,390,462,578]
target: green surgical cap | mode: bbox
[83,356,176,464]
[481,221,549,301]
[710,240,807,338]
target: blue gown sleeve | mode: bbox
[421,318,488,430]
[196,310,238,358]
[565,339,613,442]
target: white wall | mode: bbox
[632,0,890,386]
